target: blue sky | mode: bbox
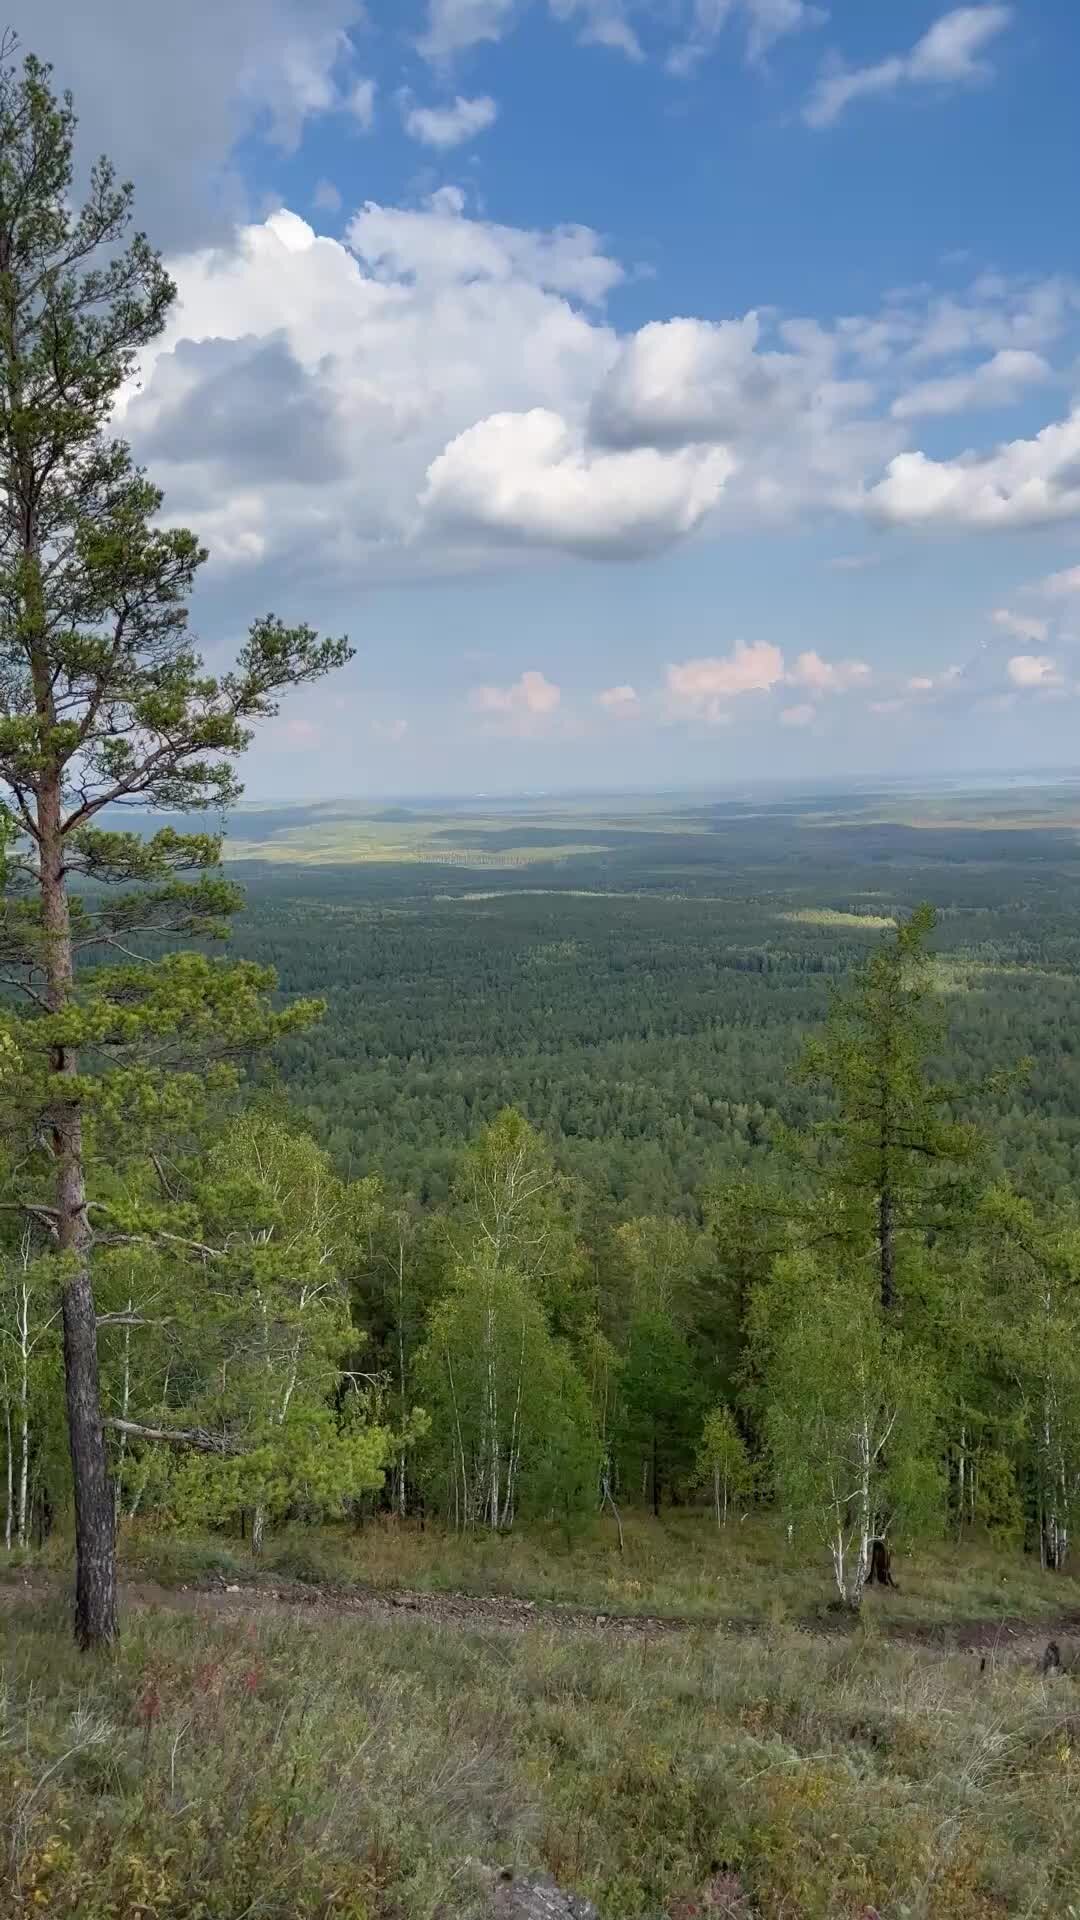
[15,0,1080,794]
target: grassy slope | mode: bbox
[5,1579,1080,1919]
[6,1521,1080,1914]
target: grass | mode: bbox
[108,1513,1080,1636]
[4,1587,1080,1918]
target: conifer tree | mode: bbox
[794,905,982,1311]
[0,49,350,1645]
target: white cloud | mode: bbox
[419,0,516,60]
[313,179,343,213]
[1007,654,1063,689]
[1039,564,1080,597]
[348,187,623,305]
[907,675,935,692]
[115,190,1080,591]
[597,683,641,712]
[668,0,824,74]
[828,553,880,571]
[891,349,1051,420]
[664,641,875,727]
[403,94,499,148]
[550,0,643,59]
[0,0,366,248]
[372,718,409,743]
[804,5,1012,129]
[667,641,786,722]
[471,670,562,732]
[346,77,377,130]
[788,649,871,692]
[867,409,1080,530]
[422,408,734,557]
[992,607,1050,645]
[590,311,897,518]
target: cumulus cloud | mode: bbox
[348,186,623,304]
[992,607,1050,645]
[471,671,562,732]
[403,94,499,148]
[112,188,1080,591]
[664,641,877,728]
[590,311,896,519]
[592,314,784,449]
[1007,654,1063,688]
[788,649,871,693]
[804,5,1012,129]
[667,641,786,722]
[597,684,641,712]
[867,409,1080,530]
[891,349,1051,420]
[1039,564,1080,597]
[0,0,367,249]
[422,408,734,558]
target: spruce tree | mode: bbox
[0,49,350,1645]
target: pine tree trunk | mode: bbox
[39,781,116,1647]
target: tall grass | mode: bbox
[2,1589,1079,1917]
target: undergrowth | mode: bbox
[2,1593,1080,1917]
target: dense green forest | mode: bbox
[221,794,1080,1214]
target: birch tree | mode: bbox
[980,1185,1080,1571]
[695,1404,752,1529]
[0,50,350,1644]
[0,1228,60,1547]
[417,1248,596,1530]
[751,1242,940,1607]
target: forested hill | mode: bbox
[209,784,1080,1215]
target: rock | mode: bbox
[464,1865,598,1920]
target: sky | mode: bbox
[12,0,1080,795]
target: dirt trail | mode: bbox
[2,1570,1078,1659]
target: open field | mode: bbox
[200,777,1080,869]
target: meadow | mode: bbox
[5,1516,1080,1920]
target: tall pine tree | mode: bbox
[0,49,350,1646]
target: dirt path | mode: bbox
[3,1569,1078,1659]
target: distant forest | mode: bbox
[228,800,1080,1214]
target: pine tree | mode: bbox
[0,50,350,1645]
